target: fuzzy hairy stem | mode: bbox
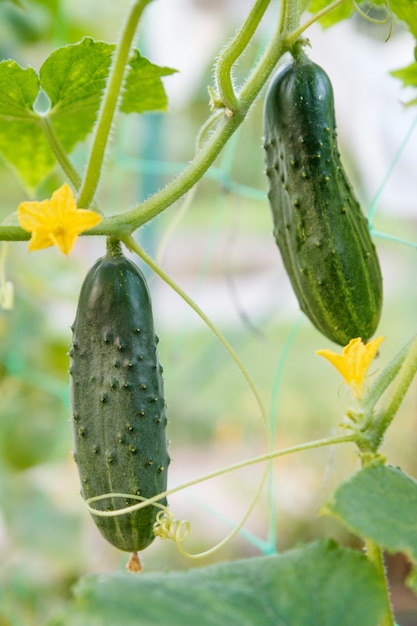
[77,0,154,210]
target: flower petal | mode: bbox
[18,200,51,231]
[70,209,102,234]
[27,228,54,251]
[17,184,102,255]
[50,183,78,217]
[317,336,384,398]
[50,229,78,256]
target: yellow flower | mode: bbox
[317,336,384,398]
[17,184,101,255]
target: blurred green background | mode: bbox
[0,1,417,624]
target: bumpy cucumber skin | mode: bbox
[263,54,382,345]
[70,251,169,552]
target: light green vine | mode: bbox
[77,0,155,210]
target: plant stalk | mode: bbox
[77,0,154,210]
[213,0,271,112]
[365,539,395,626]
[40,117,82,190]
[360,457,395,625]
[364,334,417,452]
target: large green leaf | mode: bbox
[324,463,417,562]
[49,540,385,626]
[389,0,417,38]
[0,60,53,188]
[0,38,176,189]
[40,38,115,154]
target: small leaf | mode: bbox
[0,59,39,115]
[324,463,417,563]
[391,60,417,106]
[391,61,417,87]
[306,0,353,28]
[120,50,177,114]
[50,540,385,626]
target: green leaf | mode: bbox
[305,0,353,28]
[50,540,385,626]
[391,61,417,87]
[391,61,417,105]
[0,60,39,115]
[40,38,115,153]
[388,0,417,38]
[0,39,112,189]
[0,59,54,189]
[120,49,177,114]
[324,463,417,563]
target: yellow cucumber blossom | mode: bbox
[18,183,101,255]
[317,336,384,399]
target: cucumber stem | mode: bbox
[106,237,123,258]
[364,334,417,452]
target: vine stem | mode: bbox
[86,425,349,559]
[365,539,395,626]
[122,234,269,433]
[77,0,154,210]
[363,334,417,452]
[40,117,82,190]
[85,433,358,518]
[213,0,271,112]
[286,0,348,45]
[361,451,395,626]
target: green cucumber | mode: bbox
[263,50,382,345]
[70,240,169,553]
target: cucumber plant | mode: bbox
[263,48,383,346]
[1,1,417,625]
[70,239,169,554]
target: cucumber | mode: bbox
[70,240,169,553]
[263,50,382,345]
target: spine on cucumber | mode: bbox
[70,240,169,553]
[263,48,382,345]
